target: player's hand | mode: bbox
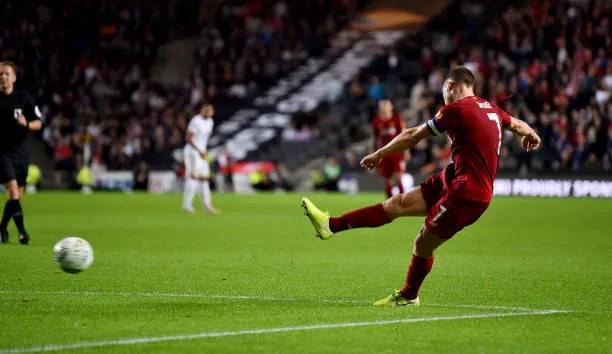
[521,132,541,152]
[16,114,28,128]
[199,151,208,159]
[360,152,382,170]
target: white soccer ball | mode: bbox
[53,237,94,274]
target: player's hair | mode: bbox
[0,60,17,74]
[447,66,475,87]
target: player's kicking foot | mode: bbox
[19,233,29,245]
[301,197,333,240]
[204,206,221,215]
[374,290,420,307]
[183,206,196,214]
[0,229,8,244]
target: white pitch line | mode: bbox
[0,310,568,354]
[0,290,553,312]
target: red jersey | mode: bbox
[425,96,512,203]
[372,113,406,148]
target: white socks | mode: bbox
[201,180,212,209]
[183,178,198,210]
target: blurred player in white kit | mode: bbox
[183,104,220,214]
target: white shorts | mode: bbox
[184,148,210,179]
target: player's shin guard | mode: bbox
[0,200,18,230]
[329,203,392,233]
[400,254,434,300]
[201,180,211,209]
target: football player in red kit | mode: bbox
[302,67,541,306]
[371,100,407,198]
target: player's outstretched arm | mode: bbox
[506,117,541,152]
[361,124,432,170]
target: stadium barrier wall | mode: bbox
[352,173,612,198]
[87,170,612,198]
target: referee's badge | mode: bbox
[13,108,22,119]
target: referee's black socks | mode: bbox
[1,199,27,235]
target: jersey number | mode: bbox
[432,205,447,223]
[487,113,502,156]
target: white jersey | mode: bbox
[185,115,214,153]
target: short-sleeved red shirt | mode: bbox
[425,96,512,203]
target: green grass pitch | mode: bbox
[0,192,610,353]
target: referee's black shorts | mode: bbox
[0,152,28,187]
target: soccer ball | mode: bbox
[53,237,94,274]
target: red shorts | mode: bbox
[420,168,489,239]
[378,154,405,179]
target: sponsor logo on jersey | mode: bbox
[435,111,442,120]
[477,102,493,109]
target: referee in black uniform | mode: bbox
[0,61,42,244]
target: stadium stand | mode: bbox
[2,0,609,190]
[325,0,611,183]
[403,0,612,176]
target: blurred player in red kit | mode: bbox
[371,100,407,198]
[302,67,541,306]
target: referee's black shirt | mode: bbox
[0,90,42,155]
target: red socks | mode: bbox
[400,254,434,300]
[329,203,392,233]
[385,185,393,198]
[385,183,404,198]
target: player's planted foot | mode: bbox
[19,233,29,245]
[204,206,221,215]
[374,290,420,307]
[0,229,8,244]
[183,206,196,214]
[301,197,333,240]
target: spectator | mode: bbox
[341,150,361,173]
[269,162,294,191]
[367,76,385,102]
[133,161,150,191]
[314,157,341,191]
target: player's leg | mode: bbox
[199,159,219,214]
[400,226,445,297]
[182,150,198,213]
[11,162,30,244]
[0,155,18,243]
[376,196,489,306]
[379,159,393,198]
[374,226,445,306]
[391,170,404,195]
[1,180,21,244]
[301,186,428,240]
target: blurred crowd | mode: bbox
[2,0,186,175]
[188,0,358,105]
[3,0,610,190]
[402,0,611,175]
[1,0,358,180]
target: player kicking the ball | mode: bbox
[183,104,220,214]
[302,67,541,306]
